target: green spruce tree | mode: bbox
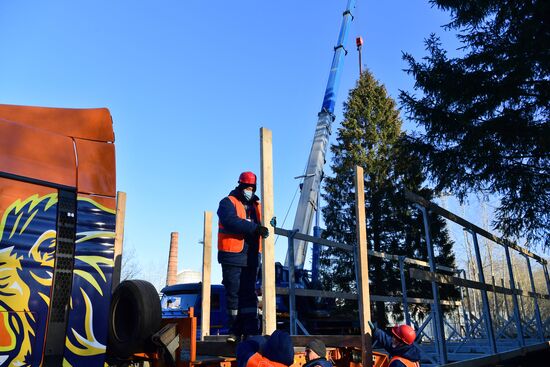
[320,70,458,328]
[400,0,549,248]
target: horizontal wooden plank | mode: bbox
[292,335,362,348]
[196,341,236,357]
[404,190,546,264]
[410,268,550,300]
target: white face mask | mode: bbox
[243,190,253,201]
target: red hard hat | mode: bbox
[238,171,257,185]
[391,324,416,345]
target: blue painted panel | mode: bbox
[62,197,116,367]
[0,180,58,367]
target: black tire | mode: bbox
[107,280,161,358]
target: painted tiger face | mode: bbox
[0,194,57,366]
[0,193,116,367]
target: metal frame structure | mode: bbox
[271,191,550,366]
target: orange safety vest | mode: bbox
[246,352,288,367]
[218,195,262,253]
[389,356,419,367]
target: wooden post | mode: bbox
[112,191,127,291]
[200,211,212,340]
[260,127,276,335]
[354,166,372,367]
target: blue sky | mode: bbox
[0,1,471,287]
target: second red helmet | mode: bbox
[391,324,416,345]
[238,171,257,185]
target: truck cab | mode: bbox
[160,283,229,336]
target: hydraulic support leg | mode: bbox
[468,230,497,353]
[417,205,447,364]
[288,230,299,335]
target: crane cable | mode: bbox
[274,184,300,246]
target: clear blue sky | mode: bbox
[0,1,466,287]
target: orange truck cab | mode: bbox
[0,104,118,366]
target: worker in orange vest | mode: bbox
[368,321,420,367]
[236,330,294,367]
[218,172,269,343]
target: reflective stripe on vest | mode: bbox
[389,356,419,367]
[218,195,262,253]
[246,352,289,367]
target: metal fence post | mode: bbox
[417,205,447,364]
[501,278,510,321]
[544,263,550,296]
[399,256,411,326]
[504,245,525,346]
[288,230,299,335]
[525,256,544,340]
[517,282,526,326]
[491,275,499,325]
[459,270,471,338]
[468,230,497,354]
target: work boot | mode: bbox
[226,334,241,344]
[226,312,240,343]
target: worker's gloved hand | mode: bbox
[368,320,376,332]
[255,225,269,238]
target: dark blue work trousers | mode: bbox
[221,264,259,336]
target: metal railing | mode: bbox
[272,191,550,366]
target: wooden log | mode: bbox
[112,191,126,291]
[201,211,213,340]
[354,166,372,367]
[260,127,276,335]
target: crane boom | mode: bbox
[288,0,357,269]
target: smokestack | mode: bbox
[166,232,179,286]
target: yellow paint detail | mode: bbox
[30,271,52,287]
[38,292,50,305]
[75,231,116,244]
[11,314,20,334]
[63,357,74,367]
[28,230,56,269]
[76,256,114,282]
[65,289,106,357]
[0,193,57,243]
[9,212,23,239]
[77,197,116,215]
[19,209,38,235]
[74,270,103,296]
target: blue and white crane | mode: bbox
[287,0,357,274]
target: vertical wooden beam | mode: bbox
[201,211,213,340]
[354,166,372,367]
[260,127,276,335]
[112,191,127,291]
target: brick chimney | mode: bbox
[166,232,179,286]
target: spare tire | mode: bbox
[108,279,161,358]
